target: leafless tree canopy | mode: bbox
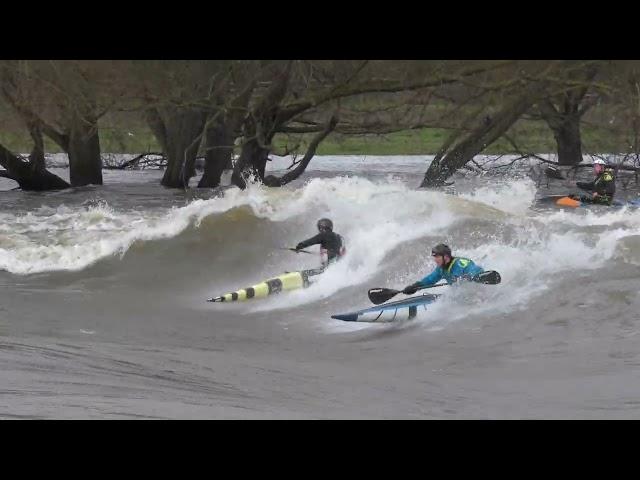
[1,60,638,191]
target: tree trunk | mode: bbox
[67,111,103,186]
[539,99,585,166]
[0,143,69,190]
[552,115,583,166]
[199,83,254,188]
[538,65,599,166]
[27,122,46,170]
[151,108,207,188]
[232,63,292,189]
[420,83,545,188]
[231,136,271,189]
[198,118,234,188]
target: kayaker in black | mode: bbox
[575,159,615,205]
[295,218,346,267]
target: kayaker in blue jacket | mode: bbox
[402,244,485,294]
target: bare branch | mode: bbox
[263,115,338,187]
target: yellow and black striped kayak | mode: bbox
[207,268,324,302]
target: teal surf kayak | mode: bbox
[331,293,441,323]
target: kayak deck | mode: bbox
[331,293,441,323]
[208,267,324,302]
[536,195,640,209]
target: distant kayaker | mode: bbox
[574,158,615,205]
[402,244,485,294]
[295,218,346,267]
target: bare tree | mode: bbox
[0,60,113,186]
[129,60,242,188]
[532,61,601,166]
[420,79,551,187]
[231,60,514,189]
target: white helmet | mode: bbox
[593,159,606,165]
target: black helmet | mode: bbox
[431,243,451,257]
[317,218,333,232]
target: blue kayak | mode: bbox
[331,294,441,323]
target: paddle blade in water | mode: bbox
[545,166,565,179]
[368,288,400,305]
[474,270,501,285]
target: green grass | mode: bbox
[315,129,448,155]
[99,128,161,154]
[275,122,560,156]
[0,131,64,154]
[0,128,163,155]
[0,120,629,157]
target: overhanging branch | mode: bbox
[263,115,338,187]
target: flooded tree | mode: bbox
[1,60,637,192]
[0,61,114,187]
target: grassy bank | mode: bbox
[0,120,624,156]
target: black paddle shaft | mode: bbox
[368,270,501,305]
[278,247,314,255]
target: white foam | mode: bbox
[458,178,538,216]
[3,170,640,336]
